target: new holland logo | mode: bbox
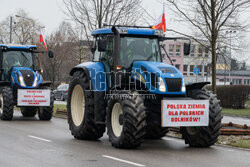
[170,74,174,77]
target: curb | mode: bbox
[222,114,250,119]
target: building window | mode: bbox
[183,64,188,75]
[169,44,174,56]
[205,47,209,57]
[244,79,248,85]
[176,45,181,57]
[190,45,195,57]
[175,64,180,70]
[190,65,194,75]
[198,47,202,57]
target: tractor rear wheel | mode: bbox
[144,99,169,139]
[0,87,14,120]
[106,91,147,148]
[67,70,105,140]
[181,89,222,147]
[21,107,37,117]
[38,87,54,120]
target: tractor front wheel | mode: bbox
[67,70,105,140]
[0,87,14,120]
[144,99,169,139]
[106,91,147,148]
[181,89,222,147]
[38,87,54,120]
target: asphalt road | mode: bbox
[1,111,249,167]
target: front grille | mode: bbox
[159,67,177,73]
[19,70,34,86]
[165,78,182,92]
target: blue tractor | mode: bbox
[67,26,222,148]
[0,44,54,120]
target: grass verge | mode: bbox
[53,104,67,118]
[217,135,250,149]
[222,108,250,117]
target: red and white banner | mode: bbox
[40,29,47,51]
[18,89,50,106]
[152,6,166,32]
[161,100,209,127]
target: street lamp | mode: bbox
[9,16,14,43]
[226,30,236,84]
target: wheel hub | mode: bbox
[71,85,85,126]
[111,102,123,137]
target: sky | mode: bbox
[0,0,249,63]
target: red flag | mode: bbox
[40,29,47,51]
[152,6,166,32]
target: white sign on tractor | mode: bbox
[161,100,209,127]
[17,89,51,106]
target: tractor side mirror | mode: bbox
[98,39,107,52]
[184,43,190,55]
[48,50,54,58]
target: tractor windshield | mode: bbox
[2,51,33,75]
[119,36,161,68]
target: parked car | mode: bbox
[54,84,69,101]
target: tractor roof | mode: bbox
[91,28,163,36]
[0,44,37,50]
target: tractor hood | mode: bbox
[10,67,43,88]
[131,61,185,95]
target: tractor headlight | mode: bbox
[181,79,186,92]
[19,76,26,87]
[32,76,38,87]
[158,77,166,92]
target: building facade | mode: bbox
[163,40,211,83]
[162,39,250,85]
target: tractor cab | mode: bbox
[0,44,38,82]
[92,27,163,71]
[90,26,189,94]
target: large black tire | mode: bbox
[67,71,105,140]
[106,91,147,148]
[144,99,169,139]
[21,107,37,117]
[181,89,222,147]
[0,87,14,120]
[38,87,54,120]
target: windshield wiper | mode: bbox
[20,51,28,60]
[160,45,174,65]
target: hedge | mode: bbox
[205,85,250,109]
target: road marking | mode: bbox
[28,135,52,143]
[213,146,234,152]
[102,155,145,167]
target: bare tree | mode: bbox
[64,22,93,63]
[63,0,142,42]
[165,0,250,93]
[40,22,81,86]
[0,9,43,44]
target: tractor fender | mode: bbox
[70,62,107,92]
[186,82,210,92]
